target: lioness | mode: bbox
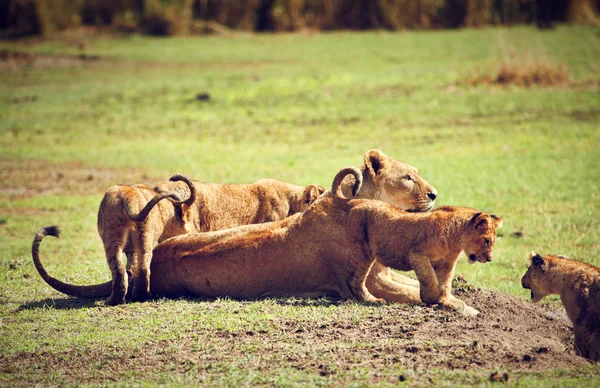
[155,149,438,294]
[31,166,498,316]
[521,252,600,361]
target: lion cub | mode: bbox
[339,170,502,316]
[155,177,324,232]
[521,252,600,361]
[97,175,197,305]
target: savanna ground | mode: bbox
[0,26,599,386]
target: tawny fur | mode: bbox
[145,166,499,316]
[155,178,323,231]
[31,150,439,304]
[522,252,600,361]
[31,166,495,315]
[154,149,439,297]
[97,175,197,305]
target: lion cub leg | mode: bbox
[409,254,441,305]
[436,260,479,316]
[102,231,129,306]
[574,325,599,361]
[347,260,385,304]
[130,231,153,302]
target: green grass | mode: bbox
[1,25,600,385]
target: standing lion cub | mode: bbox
[521,252,600,361]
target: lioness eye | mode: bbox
[484,238,490,246]
[405,175,413,181]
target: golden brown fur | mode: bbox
[29,179,193,306]
[31,167,489,314]
[155,149,439,297]
[139,167,498,316]
[97,175,198,305]
[522,252,600,361]
[30,150,438,305]
[155,178,323,232]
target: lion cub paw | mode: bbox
[462,305,480,317]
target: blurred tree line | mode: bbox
[1,0,598,37]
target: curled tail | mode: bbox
[331,167,362,210]
[169,173,197,207]
[32,226,112,298]
[126,190,183,222]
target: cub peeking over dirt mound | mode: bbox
[522,252,600,361]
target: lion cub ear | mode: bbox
[490,214,503,228]
[364,149,387,179]
[529,251,545,267]
[303,185,320,205]
[316,184,326,195]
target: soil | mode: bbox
[0,159,164,199]
[0,49,102,71]
[1,286,592,385]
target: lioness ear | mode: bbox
[491,214,503,228]
[529,251,544,267]
[316,185,326,195]
[364,149,387,179]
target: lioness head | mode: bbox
[289,184,324,215]
[463,212,503,264]
[521,251,557,303]
[361,149,437,212]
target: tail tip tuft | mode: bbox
[42,225,61,238]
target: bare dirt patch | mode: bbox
[0,159,167,199]
[2,285,591,385]
[0,49,101,72]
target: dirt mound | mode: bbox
[272,286,587,373]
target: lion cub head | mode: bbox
[463,212,503,264]
[289,184,325,215]
[361,149,437,212]
[521,251,561,303]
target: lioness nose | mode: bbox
[427,191,437,201]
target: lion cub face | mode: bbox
[364,150,437,213]
[521,251,555,303]
[289,184,325,215]
[463,213,503,264]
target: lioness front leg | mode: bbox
[388,270,420,288]
[436,260,479,316]
[366,265,422,305]
[408,254,441,305]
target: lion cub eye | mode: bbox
[483,238,490,247]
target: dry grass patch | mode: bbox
[465,50,570,87]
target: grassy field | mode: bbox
[1,25,599,385]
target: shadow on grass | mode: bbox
[19,297,102,311]
[18,294,348,311]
